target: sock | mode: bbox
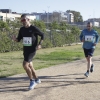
[30,79,33,81]
[87,70,89,72]
[91,64,93,67]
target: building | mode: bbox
[60,12,68,22]
[65,12,74,23]
[84,19,99,27]
[0,12,36,21]
[92,21,99,27]
[0,9,12,13]
[31,11,74,23]
[31,12,42,20]
[0,12,21,21]
[87,18,100,27]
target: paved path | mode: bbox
[0,56,100,100]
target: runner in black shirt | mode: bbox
[13,14,44,90]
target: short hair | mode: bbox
[87,22,92,25]
[21,14,30,19]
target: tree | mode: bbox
[50,21,59,29]
[0,21,9,31]
[71,26,80,43]
[59,22,67,32]
[0,19,81,52]
[93,27,100,34]
[32,20,46,32]
[67,10,83,22]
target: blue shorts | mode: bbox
[83,48,95,57]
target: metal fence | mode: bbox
[0,27,81,52]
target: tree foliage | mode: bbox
[0,20,89,52]
[32,20,46,32]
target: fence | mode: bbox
[0,28,81,52]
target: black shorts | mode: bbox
[23,51,36,62]
[83,48,95,57]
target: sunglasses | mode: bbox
[21,19,27,22]
[87,26,91,27]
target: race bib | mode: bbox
[23,37,32,46]
[85,35,93,42]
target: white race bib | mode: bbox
[85,35,93,42]
[23,37,32,46]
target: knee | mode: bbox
[29,62,33,68]
[87,56,92,62]
[23,61,29,70]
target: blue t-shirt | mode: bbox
[80,29,99,49]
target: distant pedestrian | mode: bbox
[80,22,99,77]
[13,14,44,90]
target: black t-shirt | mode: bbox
[17,25,44,53]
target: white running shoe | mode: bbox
[84,72,89,77]
[35,78,41,84]
[29,80,37,90]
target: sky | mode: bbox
[0,0,100,21]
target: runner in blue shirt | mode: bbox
[80,22,99,77]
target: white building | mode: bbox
[67,12,74,23]
[62,12,74,23]
[84,20,99,27]
[92,21,99,27]
[0,12,36,21]
[0,12,20,21]
[28,15,36,21]
[60,12,67,22]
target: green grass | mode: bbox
[0,43,100,78]
[35,51,83,63]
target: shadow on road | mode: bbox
[0,73,100,92]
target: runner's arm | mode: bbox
[16,28,23,42]
[34,26,44,45]
[79,31,84,42]
[95,31,99,44]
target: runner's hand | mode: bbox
[12,35,18,42]
[37,45,41,50]
[93,43,96,46]
[82,39,84,42]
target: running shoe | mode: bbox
[29,80,37,90]
[84,72,89,77]
[35,78,41,84]
[90,64,94,73]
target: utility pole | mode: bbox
[47,6,50,29]
[93,10,95,26]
